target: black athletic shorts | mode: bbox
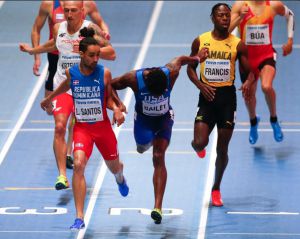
[45,52,59,91]
[195,85,236,129]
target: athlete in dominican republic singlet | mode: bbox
[69,64,118,160]
[134,67,174,146]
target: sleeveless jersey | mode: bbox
[54,19,90,93]
[239,1,275,64]
[69,64,107,123]
[135,67,172,117]
[198,31,240,87]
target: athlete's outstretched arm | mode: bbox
[20,38,57,55]
[40,69,71,111]
[166,49,208,88]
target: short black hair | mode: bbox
[144,68,168,96]
[210,3,231,17]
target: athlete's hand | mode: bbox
[240,3,249,19]
[19,43,34,55]
[239,73,255,103]
[282,38,293,56]
[40,97,52,114]
[199,83,216,102]
[112,108,125,127]
[198,47,209,63]
[33,55,41,76]
[119,102,128,114]
[102,31,111,41]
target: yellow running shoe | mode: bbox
[55,175,69,190]
[151,208,162,224]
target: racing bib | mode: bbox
[75,98,103,122]
[204,59,230,83]
[59,55,80,75]
[142,98,169,116]
[245,24,270,45]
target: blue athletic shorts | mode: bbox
[134,109,174,145]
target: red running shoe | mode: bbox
[211,190,223,207]
[196,149,206,158]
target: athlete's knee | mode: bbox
[54,121,67,136]
[137,142,152,154]
[261,84,273,94]
[153,152,166,168]
[192,138,208,151]
[73,157,86,175]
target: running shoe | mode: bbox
[70,218,85,230]
[271,121,284,142]
[66,156,74,169]
[249,116,260,145]
[151,208,162,224]
[117,177,129,197]
[211,190,223,207]
[55,175,69,190]
[196,149,206,158]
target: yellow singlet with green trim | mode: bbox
[199,31,241,87]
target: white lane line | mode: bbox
[0,63,48,166]
[76,2,164,239]
[2,43,300,49]
[197,129,217,239]
[1,128,300,132]
[214,232,300,236]
[0,1,4,9]
[227,211,299,215]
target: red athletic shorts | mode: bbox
[73,120,118,160]
[52,93,74,116]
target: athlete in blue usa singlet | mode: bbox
[134,67,174,148]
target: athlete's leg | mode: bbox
[260,65,283,141]
[53,113,70,178]
[192,121,211,153]
[152,138,169,210]
[72,149,88,220]
[245,79,258,120]
[260,65,276,117]
[66,115,75,169]
[212,128,233,191]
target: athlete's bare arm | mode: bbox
[88,23,116,60]
[236,41,255,101]
[40,68,71,111]
[20,23,59,55]
[85,1,110,40]
[229,1,249,33]
[187,37,215,102]
[104,68,125,126]
[31,1,52,75]
[271,1,294,56]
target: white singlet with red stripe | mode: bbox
[54,20,91,94]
